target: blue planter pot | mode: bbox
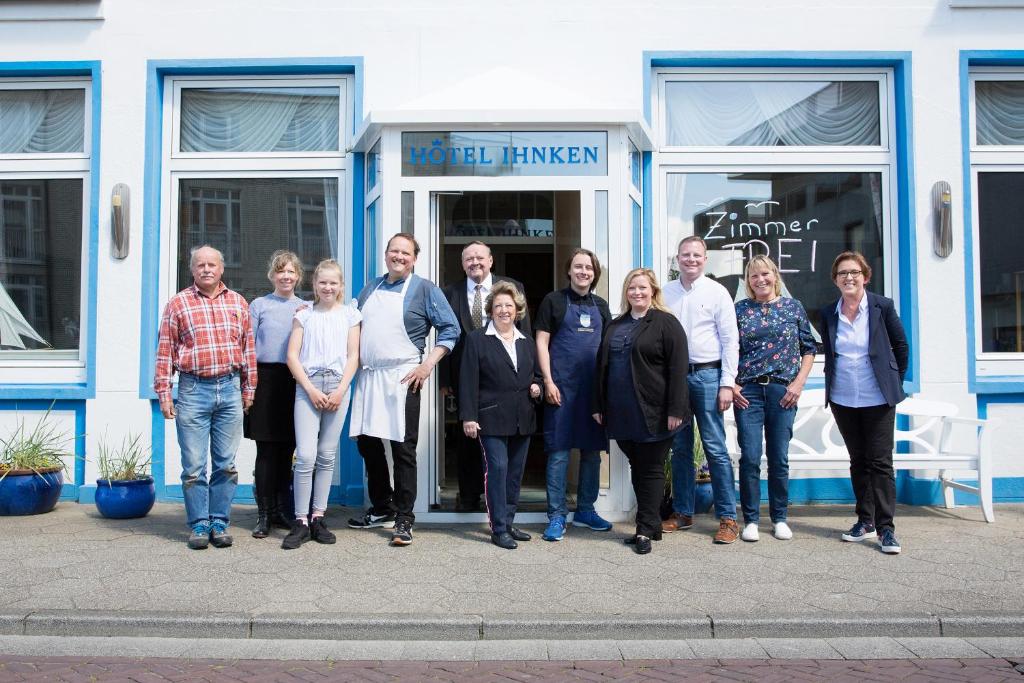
[0,468,63,516]
[95,476,156,519]
[694,481,715,514]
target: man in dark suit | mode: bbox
[439,240,532,511]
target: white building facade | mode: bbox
[1,0,1022,521]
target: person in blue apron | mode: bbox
[534,248,614,542]
[347,233,460,547]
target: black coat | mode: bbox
[459,329,540,437]
[438,275,531,392]
[820,291,909,407]
[593,308,690,436]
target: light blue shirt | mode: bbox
[355,273,461,354]
[250,293,305,364]
[831,294,886,408]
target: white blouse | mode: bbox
[294,301,362,376]
[484,320,526,371]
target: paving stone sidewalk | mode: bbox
[1,502,1022,632]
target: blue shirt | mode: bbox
[831,294,886,408]
[356,273,461,354]
[735,297,816,384]
[250,293,305,364]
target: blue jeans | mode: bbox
[670,367,736,520]
[480,435,530,535]
[735,382,795,524]
[176,372,242,527]
[545,449,601,520]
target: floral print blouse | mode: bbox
[735,296,817,384]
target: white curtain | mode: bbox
[666,81,879,147]
[0,89,84,153]
[180,88,339,153]
[976,81,1024,145]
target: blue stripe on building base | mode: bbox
[753,473,1024,506]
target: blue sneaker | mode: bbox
[879,529,901,554]
[841,521,877,542]
[187,523,210,550]
[571,510,613,532]
[542,516,566,542]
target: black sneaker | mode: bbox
[841,520,877,542]
[281,520,311,550]
[187,523,210,550]
[348,510,396,529]
[390,519,413,546]
[209,521,233,548]
[879,529,902,554]
[310,516,336,544]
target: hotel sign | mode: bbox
[401,131,607,177]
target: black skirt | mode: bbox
[244,362,297,443]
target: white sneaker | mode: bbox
[740,522,759,542]
[773,522,793,540]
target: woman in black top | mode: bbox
[593,268,689,554]
[460,281,543,549]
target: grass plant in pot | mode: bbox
[94,432,155,519]
[0,408,69,516]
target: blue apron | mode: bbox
[543,294,608,452]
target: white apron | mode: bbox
[349,276,422,442]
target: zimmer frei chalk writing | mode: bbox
[408,138,601,167]
[697,199,821,274]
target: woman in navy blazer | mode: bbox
[460,281,542,549]
[819,251,909,555]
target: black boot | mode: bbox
[252,497,271,538]
[267,498,292,531]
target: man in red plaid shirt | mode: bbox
[154,245,257,550]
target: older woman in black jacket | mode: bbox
[593,268,689,555]
[460,281,542,550]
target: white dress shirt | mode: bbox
[663,274,739,387]
[467,274,494,327]
[831,294,886,408]
[485,320,525,371]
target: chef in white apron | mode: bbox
[347,233,460,547]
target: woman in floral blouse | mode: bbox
[732,255,816,543]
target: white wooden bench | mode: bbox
[723,388,998,522]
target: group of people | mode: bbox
[154,232,908,556]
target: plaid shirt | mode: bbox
[154,283,257,403]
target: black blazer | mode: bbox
[438,275,531,392]
[820,291,909,408]
[593,308,690,436]
[458,328,540,437]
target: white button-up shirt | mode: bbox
[485,320,525,371]
[466,274,493,327]
[663,274,739,387]
[831,294,886,408]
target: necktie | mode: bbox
[471,284,483,329]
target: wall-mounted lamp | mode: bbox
[932,181,953,258]
[111,183,130,259]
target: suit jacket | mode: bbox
[438,275,531,392]
[820,291,909,407]
[458,328,540,437]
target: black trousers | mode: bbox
[254,441,294,516]
[356,387,421,524]
[830,402,897,532]
[618,437,672,538]
[455,428,485,502]
[480,434,530,535]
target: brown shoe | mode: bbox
[661,512,694,533]
[713,518,739,544]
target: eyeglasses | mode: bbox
[836,270,863,279]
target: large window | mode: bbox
[162,76,349,305]
[970,72,1024,362]
[0,79,89,366]
[656,69,895,347]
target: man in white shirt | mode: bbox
[661,236,741,544]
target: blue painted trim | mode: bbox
[642,52,919,393]
[138,57,364,400]
[150,401,166,500]
[0,61,101,401]
[961,51,1024,393]
[0,399,86,498]
[353,152,366,288]
[641,151,653,269]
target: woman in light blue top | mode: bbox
[245,250,306,540]
[282,259,361,550]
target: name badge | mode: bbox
[579,313,592,328]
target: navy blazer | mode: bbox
[458,328,540,437]
[820,292,909,407]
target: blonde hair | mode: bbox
[485,281,527,321]
[266,250,304,285]
[311,259,344,304]
[619,268,669,314]
[743,254,784,299]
